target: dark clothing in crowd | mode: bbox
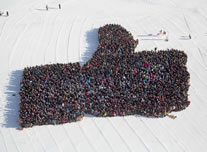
[19,24,190,128]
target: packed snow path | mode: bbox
[0,0,207,152]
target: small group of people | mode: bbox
[157,30,166,36]
[46,4,61,10]
[0,11,9,17]
[19,24,190,128]
[157,30,168,41]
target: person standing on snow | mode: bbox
[46,5,49,11]
[164,32,168,41]
[59,4,61,9]
[157,30,162,35]
[189,34,191,39]
[162,31,166,35]
[165,35,168,41]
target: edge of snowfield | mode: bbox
[0,0,207,152]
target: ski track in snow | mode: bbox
[1,0,207,152]
[66,17,77,63]
[56,16,73,63]
[44,14,59,64]
[9,24,30,70]
[38,13,48,65]
[54,15,65,63]
[78,17,88,63]
[0,20,8,40]
[78,122,96,152]
[62,125,78,152]
[107,118,132,152]
[47,126,63,152]
[20,15,42,68]
[92,118,114,152]
[27,13,45,66]
[0,129,8,152]
[140,118,169,152]
[54,15,67,63]
[123,117,150,152]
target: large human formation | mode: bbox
[19,24,190,128]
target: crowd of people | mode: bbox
[19,24,190,128]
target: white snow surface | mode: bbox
[0,0,207,151]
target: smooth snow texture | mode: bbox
[0,0,207,151]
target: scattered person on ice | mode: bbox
[165,35,168,41]
[165,33,168,41]
[189,34,191,39]
[6,11,9,16]
[162,31,166,35]
[154,47,157,51]
[59,4,61,9]
[46,5,49,11]
[159,30,162,34]
[157,30,162,35]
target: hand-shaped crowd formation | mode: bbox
[19,24,190,128]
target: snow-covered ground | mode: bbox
[0,0,207,151]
